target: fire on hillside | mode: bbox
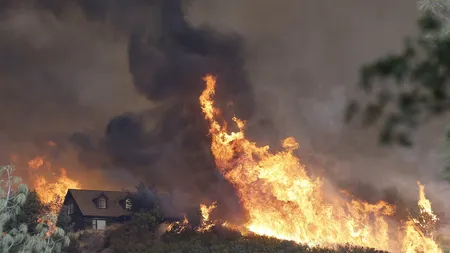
[3,74,445,252]
[9,151,81,237]
[163,74,444,253]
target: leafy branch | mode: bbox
[346,12,450,146]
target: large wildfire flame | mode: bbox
[198,74,443,252]
[29,154,80,237]
[27,155,80,213]
[10,148,80,237]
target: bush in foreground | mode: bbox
[0,164,70,253]
[67,222,387,253]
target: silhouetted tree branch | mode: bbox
[346,11,450,147]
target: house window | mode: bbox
[92,219,106,230]
[98,197,106,209]
[125,199,132,211]
[67,204,74,215]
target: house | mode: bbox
[62,189,133,231]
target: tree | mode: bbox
[0,164,70,253]
[4,191,49,235]
[346,3,450,147]
[127,183,164,230]
[56,205,74,233]
[0,164,29,252]
[418,0,450,37]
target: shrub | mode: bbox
[0,164,70,253]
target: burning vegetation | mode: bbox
[9,150,80,238]
[26,155,80,213]
[161,74,444,253]
[3,74,445,253]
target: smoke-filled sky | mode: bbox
[1,0,449,213]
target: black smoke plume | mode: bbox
[67,0,254,216]
[1,0,434,223]
[0,0,253,219]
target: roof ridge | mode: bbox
[67,189,132,217]
[68,189,130,192]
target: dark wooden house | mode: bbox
[62,189,133,231]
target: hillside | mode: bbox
[68,223,389,253]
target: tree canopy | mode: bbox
[346,2,450,147]
[0,164,70,253]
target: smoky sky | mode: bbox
[77,0,255,202]
[1,0,450,218]
[185,0,450,214]
[0,0,255,214]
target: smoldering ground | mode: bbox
[0,0,449,222]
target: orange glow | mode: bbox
[24,154,81,214]
[34,167,80,213]
[47,141,57,147]
[25,154,80,237]
[28,156,45,170]
[9,154,19,164]
[199,74,442,252]
[37,216,57,238]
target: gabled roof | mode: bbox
[66,189,132,217]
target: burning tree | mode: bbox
[0,164,70,253]
[3,190,50,235]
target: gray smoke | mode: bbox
[1,0,449,220]
[0,0,254,216]
[186,0,450,213]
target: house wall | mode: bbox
[82,216,128,230]
[63,193,85,232]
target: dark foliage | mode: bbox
[126,182,167,230]
[102,224,388,253]
[346,12,450,146]
[3,190,48,235]
[57,205,75,233]
[126,182,160,212]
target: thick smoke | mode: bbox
[70,0,254,215]
[1,0,255,216]
[185,0,450,213]
[1,0,449,221]
[0,0,155,189]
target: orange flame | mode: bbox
[200,202,217,223]
[199,74,442,252]
[197,202,217,232]
[28,156,45,170]
[26,154,80,237]
[37,216,57,238]
[167,215,190,234]
[401,182,441,253]
[34,167,80,213]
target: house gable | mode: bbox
[61,190,84,231]
[65,189,132,218]
[92,192,109,209]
